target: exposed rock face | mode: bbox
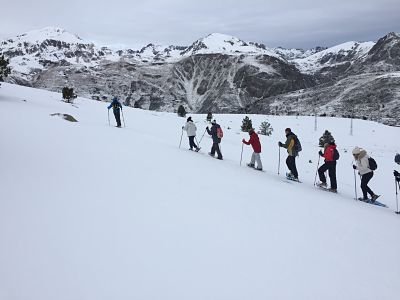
[1,28,400,125]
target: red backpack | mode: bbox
[217,127,223,139]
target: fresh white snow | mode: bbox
[1,83,400,300]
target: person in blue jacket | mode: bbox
[108,97,123,127]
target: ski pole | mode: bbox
[195,137,200,148]
[396,179,399,214]
[198,128,207,145]
[314,154,321,186]
[179,128,184,148]
[353,169,358,200]
[278,145,281,175]
[121,109,126,127]
[240,143,244,166]
[107,109,110,126]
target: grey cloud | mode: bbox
[1,0,399,49]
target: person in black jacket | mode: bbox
[108,97,123,127]
[206,120,223,160]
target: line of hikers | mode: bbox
[106,98,398,206]
[180,116,398,204]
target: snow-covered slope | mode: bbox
[1,83,400,300]
[294,41,375,73]
[181,33,279,57]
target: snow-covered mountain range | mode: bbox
[1,27,400,125]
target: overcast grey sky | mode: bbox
[1,0,399,49]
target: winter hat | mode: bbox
[187,117,192,122]
[285,128,291,133]
[212,119,217,124]
[395,153,400,165]
[249,128,254,134]
[352,147,362,155]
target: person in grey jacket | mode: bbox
[206,120,223,160]
[352,146,380,202]
[182,117,200,151]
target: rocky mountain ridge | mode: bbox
[1,27,399,125]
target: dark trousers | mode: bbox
[318,161,337,189]
[286,156,298,178]
[113,109,121,127]
[188,136,198,149]
[361,172,374,199]
[211,143,223,159]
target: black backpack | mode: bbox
[294,135,302,153]
[333,148,340,160]
[368,157,378,171]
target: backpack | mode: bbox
[333,148,340,160]
[217,126,223,139]
[368,157,378,171]
[294,135,302,153]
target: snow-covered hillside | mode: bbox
[294,41,375,73]
[1,83,400,300]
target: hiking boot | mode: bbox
[358,197,368,201]
[247,163,255,168]
[328,188,337,193]
[256,167,263,171]
[317,182,327,188]
[195,147,201,152]
[208,152,214,157]
[371,194,380,202]
[189,148,193,151]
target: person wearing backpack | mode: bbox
[352,147,380,202]
[182,117,200,152]
[317,142,338,192]
[107,97,123,127]
[242,128,263,171]
[278,128,299,180]
[206,119,223,160]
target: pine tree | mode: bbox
[206,112,213,122]
[241,116,253,132]
[259,121,273,136]
[319,130,335,147]
[62,87,76,103]
[0,53,11,87]
[177,105,186,117]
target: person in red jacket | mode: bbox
[317,142,338,192]
[242,128,263,171]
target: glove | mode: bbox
[242,139,246,143]
[206,126,209,130]
[319,150,323,156]
[278,142,283,147]
[182,126,184,129]
[394,170,400,177]
[352,165,357,170]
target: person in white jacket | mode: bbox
[182,117,200,151]
[352,147,380,202]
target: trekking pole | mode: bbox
[395,179,399,214]
[195,137,200,147]
[107,110,110,126]
[313,155,321,186]
[121,109,126,127]
[179,128,184,148]
[353,169,358,200]
[198,129,207,145]
[240,143,244,166]
[278,146,281,175]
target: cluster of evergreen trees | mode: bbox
[0,53,11,87]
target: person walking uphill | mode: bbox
[242,128,263,171]
[352,147,380,202]
[317,142,339,192]
[108,97,123,127]
[182,117,200,152]
[278,128,300,180]
[206,120,223,160]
